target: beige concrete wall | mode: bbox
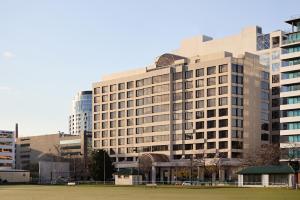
[0,171,30,183]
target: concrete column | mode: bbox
[199,167,204,181]
[288,174,294,188]
[151,165,156,184]
[238,174,243,187]
[212,172,216,183]
[219,169,225,182]
[262,174,269,187]
[160,168,164,183]
[168,168,171,184]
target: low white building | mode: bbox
[114,169,142,185]
[0,169,30,183]
[237,165,295,188]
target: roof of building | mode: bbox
[285,16,300,25]
[114,168,140,176]
[0,169,29,172]
[237,165,295,175]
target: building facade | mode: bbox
[92,51,269,182]
[0,130,16,169]
[15,133,61,170]
[69,91,92,135]
[279,17,300,161]
[16,132,92,180]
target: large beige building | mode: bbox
[93,47,269,182]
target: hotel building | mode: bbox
[93,50,269,182]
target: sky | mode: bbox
[0,0,299,136]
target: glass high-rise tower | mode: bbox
[69,91,92,135]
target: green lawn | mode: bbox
[0,185,299,200]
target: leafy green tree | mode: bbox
[89,149,114,181]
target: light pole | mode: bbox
[103,150,106,184]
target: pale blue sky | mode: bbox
[0,0,298,136]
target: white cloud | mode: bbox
[2,51,15,60]
[0,86,12,91]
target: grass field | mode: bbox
[0,185,299,200]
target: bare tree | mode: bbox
[243,144,280,166]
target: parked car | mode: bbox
[182,181,192,186]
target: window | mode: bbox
[272,50,280,60]
[219,130,228,138]
[272,74,278,83]
[271,63,280,72]
[174,72,182,80]
[196,121,204,129]
[207,88,216,96]
[232,141,243,149]
[127,100,134,108]
[196,79,204,87]
[102,104,108,111]
[196,132,204,139]
[185,81,193,89]
[207,77,216,86]
[94,87,101,94]
[207,120,216,128]
[232,108,243,117]
[219,119,228,127]
[196,111,204,119]
[261,82,269,90]
[207,66,216,75]
[185,70,193,79]
[185,91,193,99]
[207,131,216,139]
[118,92,125,100]
[219,141,228,149]
[94,105,101,112]
[118,83,125,90]
[272,99,280,110]
[219,97,228,106]
[232,119,243,128]
[219,64,228,73]
[219,75,228,84]
[102,95,108,102]
[196,68,204,77]
[196,90,204,98]
[125,109,133,117]
[110,84,117,92]
[207,99,216,107]
[232,75,243,84]
[219,86,228,95]
[185,102,193,110]
[127,91,134,98]
[173,103,182,111]
[232,97,243,106]
[136,79,144,87]
[232,64,243,73]
[196,100,204,109]
[110,111,116,119]
[207,142,216,149]
[136,89,144,97]
[219,108,228,116]
[127,81,134,89]
[232,86,243,95]
[102,86,109,93]
[207,109,216,118]
[118,101,125,109]
[196,143,204,149]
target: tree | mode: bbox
[89,149,114,181]
[243,144,280,166]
